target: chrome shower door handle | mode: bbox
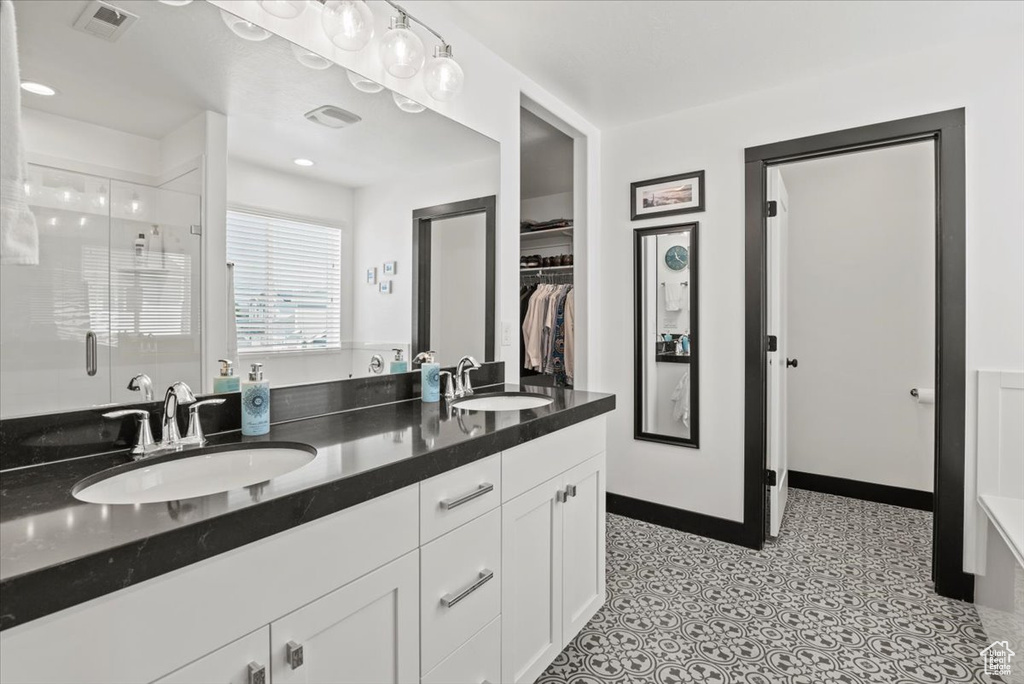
[85,331,97,376]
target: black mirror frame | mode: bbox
[633,222,700,448]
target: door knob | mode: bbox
[786,358,798,368]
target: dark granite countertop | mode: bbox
[0,384,614,630]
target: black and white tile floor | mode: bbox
[540,488,1003,684]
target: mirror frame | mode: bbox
[411,195,497,361]
[633,222,700,448]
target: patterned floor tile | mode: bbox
[539,489,1005,684]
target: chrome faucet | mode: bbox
[104,381,201,459]
[161,381,196,446]
[127,373,154,402]
[454,356,482,398]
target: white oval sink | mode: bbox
[73,444,316,505]
[452,393,554,412]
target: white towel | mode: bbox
[0,0,38,265]
[670,368,690,427]
[664,283,684,312]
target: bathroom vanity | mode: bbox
[0,379,614,684]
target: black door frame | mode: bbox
[742,109,970,601]
[411,195,497,360]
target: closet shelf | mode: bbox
[520,265,573,274]
[520,226,573,238]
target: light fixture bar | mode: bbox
[381,0,447,46]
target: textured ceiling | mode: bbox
[443,0,1024,129]
[15,0,497,187]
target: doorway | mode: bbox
[743,109,970,601]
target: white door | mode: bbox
[767,167,790,537]
[154,627,270,684]
[502,477,563,684]
[561,454,605,638]
[270,551,419,684]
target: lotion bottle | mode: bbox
[241,362,270,436]
[413,351,440,403]
[389,348,408,374]
[213,359,240,393]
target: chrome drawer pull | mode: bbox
[440,482,494,510]
[440,568,494,608]
[247,661,266,684]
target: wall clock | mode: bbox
[665,245,688,271]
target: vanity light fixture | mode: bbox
[293,158,315,167]
[291,43,332,70]
[392,92,425,114]
[258,0,307,20]
[380,10,424,79]
[422,44,464,101]
[220,10,272,41]
[20,81,57,96]
[321,0,374,51]
[346,69,384,94]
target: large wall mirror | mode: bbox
[1,0,499,419]
[634,223,699,447]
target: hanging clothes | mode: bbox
[521,282,574,386]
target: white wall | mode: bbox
[602,31,1024,572]
[226,158,356,386]
[351,157,499,357]
[206,1,604,391]
[781,143,935,492]
[521,192,573,222]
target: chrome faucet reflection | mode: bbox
[103,381,222,460]
[127,373,153,402]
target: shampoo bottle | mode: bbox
[389,348,408,374]
[413,351,440,403]
[213,359,240,393]
[241,362,270,436]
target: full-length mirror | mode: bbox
[2,0,499,418]
[634,223,699,447]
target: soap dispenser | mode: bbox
[413,351,440,403]
[390,348,408,374]
[241,362,270,436]
[213,358,240,393]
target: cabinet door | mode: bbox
[154,627,270,684]
[561,453,606,639]
[501,477,563,684]
[271,551,418,684]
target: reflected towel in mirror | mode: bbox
[664,282,684,312]
[670,368,690,427]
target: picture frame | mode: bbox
[366,267,377,285]
[383,261,396,275]
[379,280,392,294]
[630,170,705,220]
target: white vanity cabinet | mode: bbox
[0,416,608,684]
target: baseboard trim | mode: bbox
[607,493,756,548]
[788,470,934,512]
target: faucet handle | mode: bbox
[461,364,482,396]
[183,398,226,446]
[103,409,155,458]
[439,371,456,402]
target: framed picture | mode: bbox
[366,267,377,285]
[383,261,396,275]
[379,280,392,294]
[630,170,705,220]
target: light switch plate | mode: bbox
[501,321,514,346]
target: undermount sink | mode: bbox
[73,443,317,505]
[451,392,554,412]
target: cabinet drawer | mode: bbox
[420,454,501,544]
[421,617,500,684]
[502,416,606,501]
[420,508,501,673]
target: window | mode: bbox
[227,210,342,353]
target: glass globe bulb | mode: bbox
[258,0,306,19]
[321,0,374,51]
[291,43,332,70]
[220,10,271,41]
[346,69,384,94]
[380,16,424,79]
[422,47,464,101]
[392,92,425,114]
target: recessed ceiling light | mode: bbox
[293,158,315,167]
[21,81,57,97]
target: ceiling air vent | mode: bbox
[304,105,362,129]
[73,1,138,42]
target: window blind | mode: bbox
[226,210,342,353]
